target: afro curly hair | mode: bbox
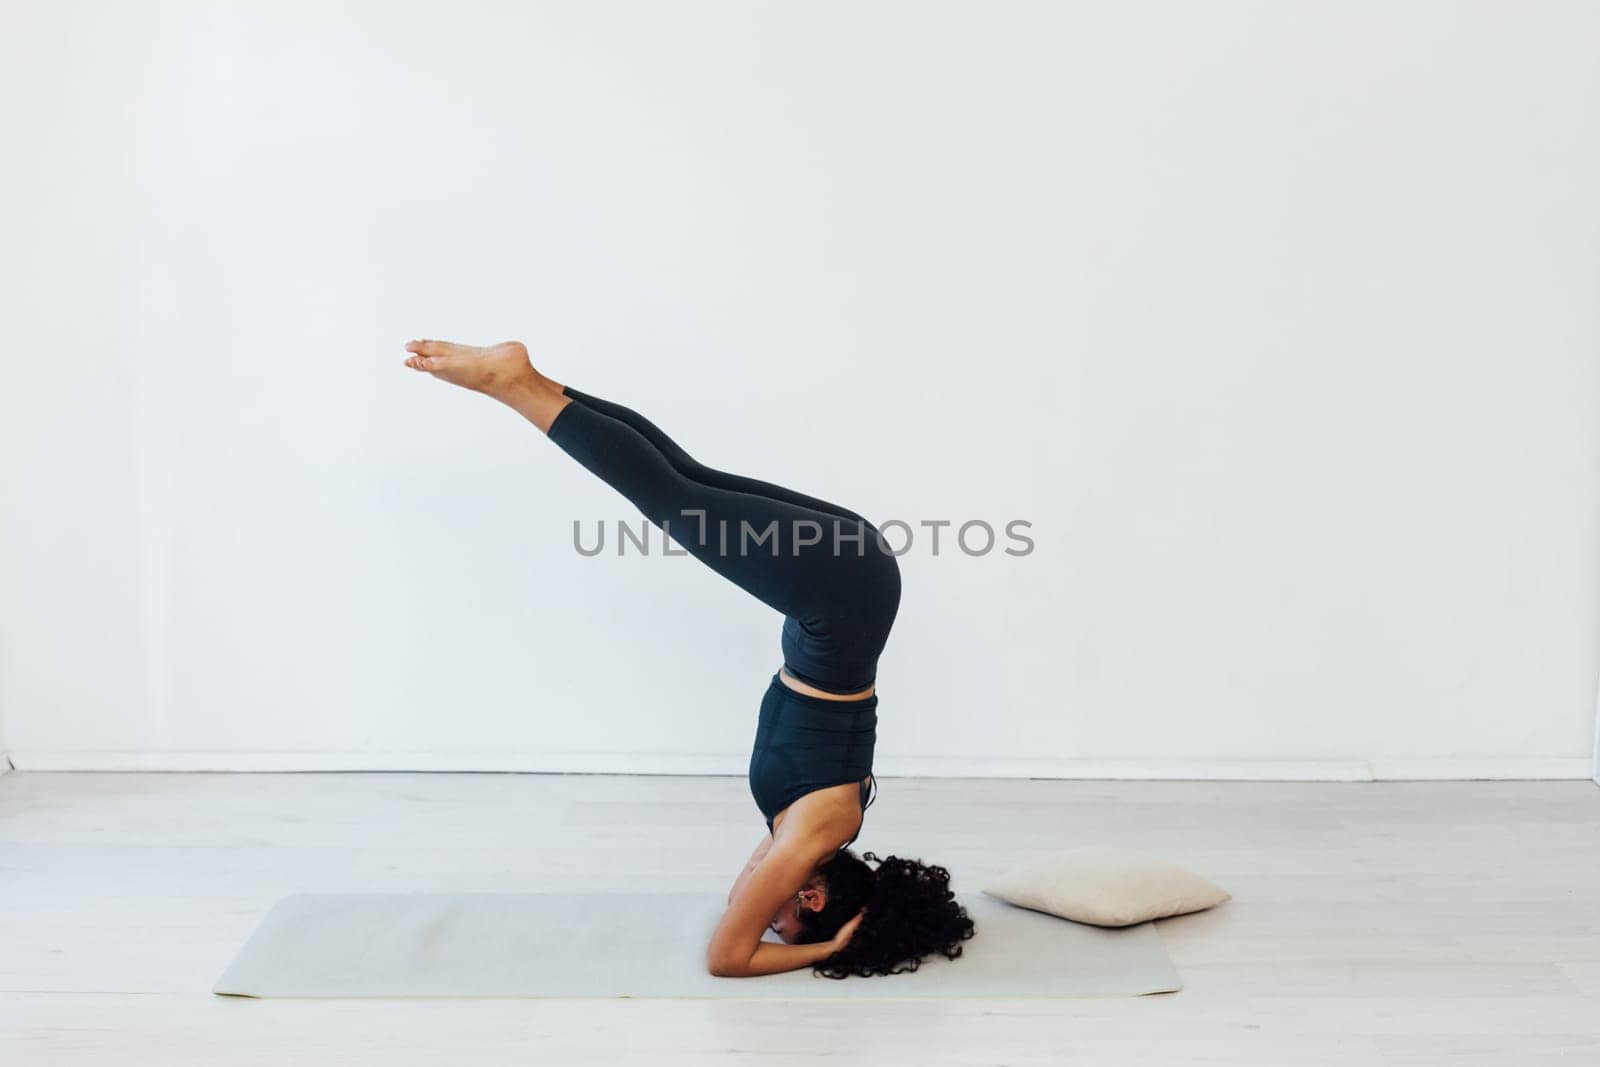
[796,848,976,978]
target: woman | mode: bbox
[403,338,974,978]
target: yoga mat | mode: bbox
[214,891,1182,999]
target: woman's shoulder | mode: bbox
[771,787,867,857]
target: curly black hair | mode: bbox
[795,848,976,979]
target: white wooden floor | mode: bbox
[2,772,1598,1065]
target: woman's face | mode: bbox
[768,880,825,944]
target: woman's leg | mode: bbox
[547,393,901,691]
[543,398,873,624]
[399,345,853,524]
[403,338,899,687]
[558,385,868,527]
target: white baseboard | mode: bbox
[1365,758,1593,781]
[6,751,1594,781]
[1593,680,1600,786]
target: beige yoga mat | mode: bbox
[214,891,1182,998]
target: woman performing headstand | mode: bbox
[404,338,974,979]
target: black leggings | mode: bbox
[548,385,902,694]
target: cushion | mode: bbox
[982,847,1230,927]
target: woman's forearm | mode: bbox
[726,939,839,978]
[728,860,759,905]
[728,835,775,905]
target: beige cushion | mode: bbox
[982,847,1230,927]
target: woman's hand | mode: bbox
[829,909,866,952]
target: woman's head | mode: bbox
[765,847,879,945]
[788,848,976,978]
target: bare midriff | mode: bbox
[777,667,875,702]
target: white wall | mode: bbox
[3,0,1597,778]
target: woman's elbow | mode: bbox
[706,951,747,978]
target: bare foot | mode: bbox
[402,339,564,399]
[403,338,571,432]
